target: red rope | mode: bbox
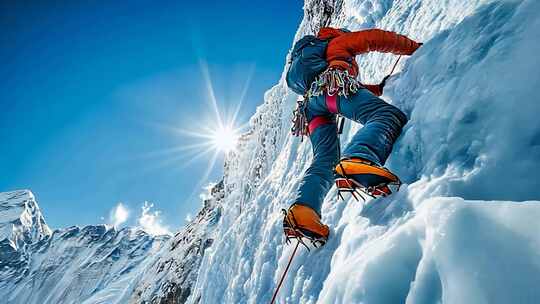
[269,240,301,304]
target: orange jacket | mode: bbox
[317,27,420,95]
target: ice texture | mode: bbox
[189,0,540,303]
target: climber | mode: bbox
[283,27,422,247]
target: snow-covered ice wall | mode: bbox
[187,0,540,303]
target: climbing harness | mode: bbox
[308,68,361,99]
[291,55,403,139]
[306,54,401,99]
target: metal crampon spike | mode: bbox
[298,237,311,251]
[355,188,368,201]
[287,229,311,251]
[350,190,360,202]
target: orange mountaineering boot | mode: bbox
[334,157,401,199]
[282,204,329,248]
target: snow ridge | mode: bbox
[128,181,224,303]
[0,190,169,304]
[0,190,51,248]
[0,190,51,284]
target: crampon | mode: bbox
[335,177,400,201]
[282,209,327,250]
[334,159,401,201]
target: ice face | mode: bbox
[189,0,540,303]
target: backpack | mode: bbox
[286,35,329,95]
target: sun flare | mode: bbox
[142,60,253,203]
[210,125,239,152]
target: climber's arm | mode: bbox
[327,29,421,62]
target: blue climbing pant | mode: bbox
[294,88,408,215]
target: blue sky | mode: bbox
[0,1,302,230]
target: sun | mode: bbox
[140,60,252,199]
[210,124,239,153]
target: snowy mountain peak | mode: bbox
[0,190,51,251]
[0,190,170,304]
